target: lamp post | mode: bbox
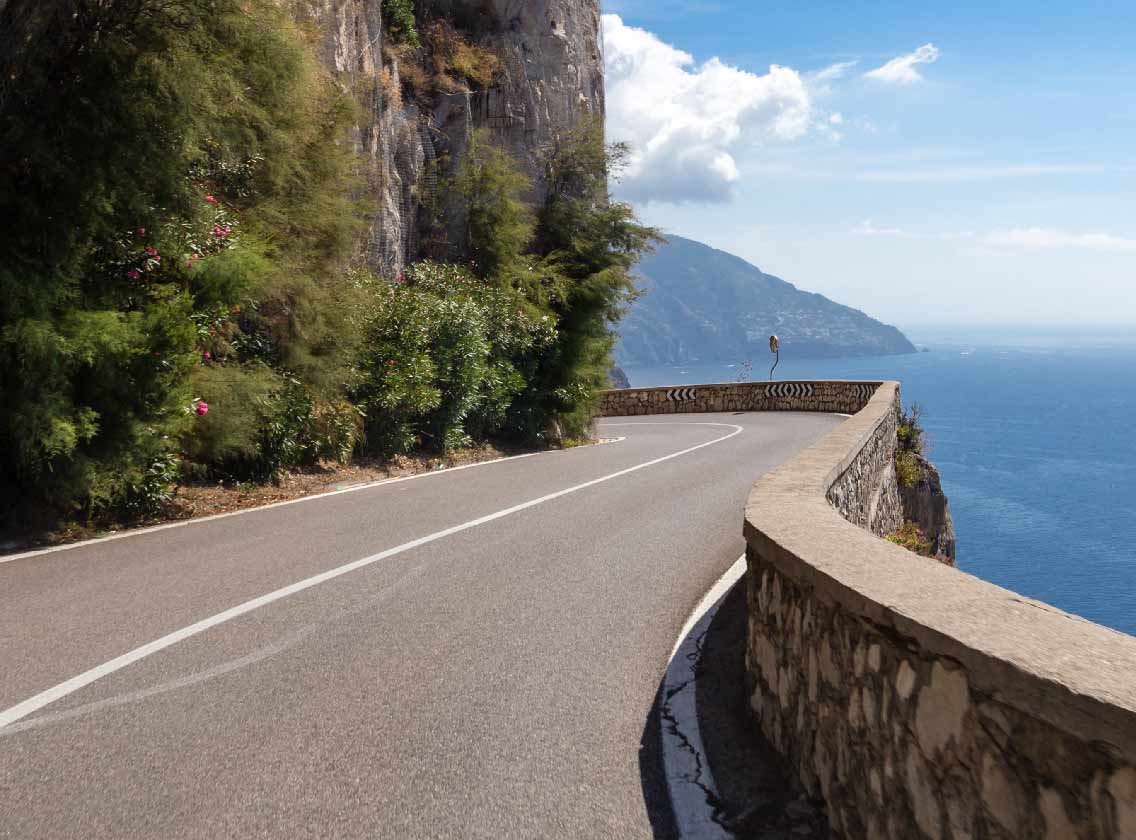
[769,335,780,381]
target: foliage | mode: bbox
[0,0,359,517]
[895,402,926,487]
[519,118,661,439]
[897,402,925,454]
[425,20,501,91]
[0,0,658,530]
[353,263,555,456]
[450,129,537,281]
[895,451,923,488]
[887,521,932,555]
[383,0,420,46]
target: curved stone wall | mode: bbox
[600,380,881,417]
[745,382,1136,839]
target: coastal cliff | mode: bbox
[300,0,604,273]
[900,455,957,562]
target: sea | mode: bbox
[621,326,1136,637]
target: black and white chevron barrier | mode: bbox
[766,382,815,399]
[855,383,877,404]
[666,387,698,402]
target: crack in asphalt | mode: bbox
[661,624,734,834]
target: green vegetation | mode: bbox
[886,521,932,554]
[382,0,420,46]
[0,3,656,530]
[895,402,926,487]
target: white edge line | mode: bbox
[2,440,635,565]
[668,554,747,664]
[661,554,747,839]
[0,423,743,731]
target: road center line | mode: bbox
[0,422,742,731]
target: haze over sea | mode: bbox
[623,327,1136,637]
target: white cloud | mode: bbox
[810,60,859,83]
[852,221,1136,252]
[983,228,1136,252]
[603,14,815,204]
[863,44,940,85]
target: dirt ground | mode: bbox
[0,444,533,556]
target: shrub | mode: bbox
[382,0,420,46]
[522,118,661,439]
[895,402,926,487]
[897,402,925,454]
[895,450,923,488]
[450,129,537,281]
[425,20,501,91]
[0,0,362,517]
[887,521,932,555]
[353,263,554,456]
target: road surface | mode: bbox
[0,412,841,839]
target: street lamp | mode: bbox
[769,335,780,381]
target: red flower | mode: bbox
[388,360,395,367]
[204,195,217,204]
[137,228,145,236]
[195,401,209,416]
[202,351,212,362]
[127,269,141,281]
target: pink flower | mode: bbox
[195,401,209,416]
[137,228,145,236]
[204,195,217,204]
[395,273,404,283]
[213,226,222,238]
[145,245,158,257]
[185,262,193,270]
[202,351,212,361]
[127,269,141,280]
[388,360,395,367]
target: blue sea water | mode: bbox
[622,328,1136,637]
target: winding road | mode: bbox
[0,412,842,839]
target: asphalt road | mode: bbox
[0,412,841,839]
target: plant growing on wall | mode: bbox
[383,0,420,46]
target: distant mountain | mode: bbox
[615,235,916,367]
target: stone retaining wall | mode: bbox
[745,382,1136,839]
[599,380,880,417]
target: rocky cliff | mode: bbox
[900,454,957,562]
[299,0,604,275]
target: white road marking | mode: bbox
[661,555,747,839]
[1,438,640,565]
[0,423,742,731]
[0,451,539,564]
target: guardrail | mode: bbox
[744,382,1136,839]
[599,380,881,417]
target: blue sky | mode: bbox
[602,1,1136,327]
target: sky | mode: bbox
[601,0,1136,328]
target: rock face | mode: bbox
[608,366,631,389]
[300,0,604,275]
[617,235,917,366]
[900,455,957,562]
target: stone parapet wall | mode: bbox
[745,382,1136,839]
[599,381,880,417]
